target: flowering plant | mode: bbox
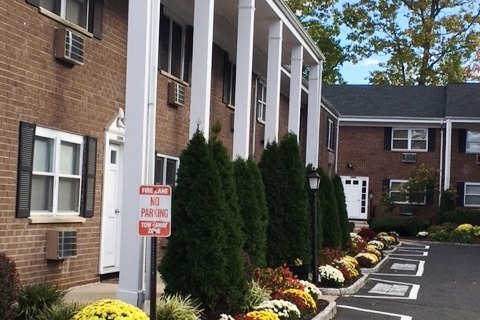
[72,299,148,320]
[365,245,382,258]
[473,226,480,237]
[253,265,303,296]
[293,258,303,266]
[417,231,428,237]
[254,299,301,320]
[273,289,316,315]
[347,234,367,256]
[318,265,345,288]
[220,314,236,320]
[245,310,280,320]
[456,224,473,233]
[355,253,379,268]
[298,280,321,301]
[367,240,386,250]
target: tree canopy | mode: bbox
[341,0,480,85]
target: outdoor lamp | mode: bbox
[308,168,321,284]
[369,190,374,199]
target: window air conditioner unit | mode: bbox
[168,82,186,107]
[46,229,77,260]
[400,206,414,216]
[54,28,85,65]
[476,155,480,165]
[402,153,416,163]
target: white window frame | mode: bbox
[464,183,480,207]
[256,80,267,123]
[466,131,480,154]
[156,153,179,186]
[40,0,90,29]
[327,118,335,151]
[31,127,83,216]
[159,11,186,80]
[391,128,428,151]
[389,179,426,205]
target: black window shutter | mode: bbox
[384,127,392,150]
[428,128,436,152]
[183,25,193,83]
[426,191,434,205]
[82,137,97,217]
[26,0,39,7]
[16,122,36,218]
[458,129,467,153]
[456,182,465,207]
[382,179,390,192]
[222,52,231,104]
[89,0,104,40]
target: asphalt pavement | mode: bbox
[334,241,480,320]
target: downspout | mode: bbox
[250,79,258,157]
[444,119,452,190]
[335,117,340,174]
[438,123,444,204]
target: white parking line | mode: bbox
[337,305,412,320]
[391,249,429,256]
[353,278,420,300]
[373,258,425,277]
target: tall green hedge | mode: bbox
[159,131,246,315]
[333,175,351,250]
[259,133,310,267]
[234,158,269,270]
[317,168,341,249]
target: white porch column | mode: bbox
[288,45,303,137]
[190,0,215,139]
[264,20,283,144]
[305,62,322,168]
[233,0,255,159]
[444,119,452,189]
[117,0,160,307]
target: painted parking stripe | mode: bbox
[374,257,425,277]
[353,278,420,300]
[399,242,430,249]
[337,305,412,320]
[391,249,428,256]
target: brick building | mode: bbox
[323,84,480,223]
[1,0,337,292]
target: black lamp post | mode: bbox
[368,190,374,222]
[308,169,321,284]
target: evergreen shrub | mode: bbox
[0,252,19,320]
[317,168,341,248]
[332,175,351,250]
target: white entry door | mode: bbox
[100,142,123,272]
[341,176,369,220]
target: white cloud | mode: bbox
[360,58,381,66]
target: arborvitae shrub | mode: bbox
[333,175,351,250]
[0,252,19,319]
[259,133,310,267]
[439,190,456,215]
[234,157,268,270]
[317,168,341,249]
[159,130,245,315]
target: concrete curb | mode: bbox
[311,299,337,320]
[360,254,390,274]
[318,273,369,296]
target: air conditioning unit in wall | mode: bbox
[46,229,77,260]
[168,82,186,107]
[54,28,85,65]
[402,153,416,163]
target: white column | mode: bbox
[264,20,283,144]
[117,0,160,307]
[233,0,255,159]
[190,0,215,139]
[288,45,303,137]
[444,119,452,189]
[305,62,322,168]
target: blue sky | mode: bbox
[339,57,383,85]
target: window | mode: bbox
[159,8,192,82]
[256,80,267,122]
[223,53,236,107]
[27,0,103,39]
[392,128,428,151]
[466,131,480,154]
[464,183,480,207]
[32,127,83,215]
[41,0,89,29]
[389,179,426,204]
[326,118,335,150]
[155,153,179,187]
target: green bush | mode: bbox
[0,252,20,320]
[318,168,341,248]
[438,190,456,214]
[35,302,83,320]
[259,133,310,267]
[159,130,246,316]
[370,216,427,237]
[234,158,269,270]
[333,175,351,250]
[14,281,67,320]
[438,209,480,225]
[156,294,204,320]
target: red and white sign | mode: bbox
[138,185,172,237]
